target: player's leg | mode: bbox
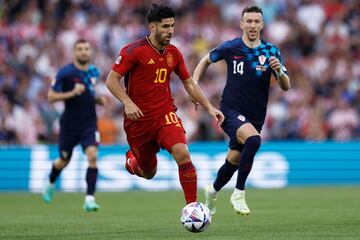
[231,122,261,215]
[123,119,159,179]
[158,125,197,204]
[42,129,78,203]
[127,142,159,179]
[205,149,240,215]
[125,149,141,176]
[81,128,100,211]
[204,108,243,214]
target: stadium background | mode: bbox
[0,1,359,239]
[0,0,359,144]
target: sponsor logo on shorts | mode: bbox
[95,131,100,143]
[61,151,68,160]
[237,115,246,121]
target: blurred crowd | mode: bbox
[0,0,359,145]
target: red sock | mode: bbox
[130,159,143,177]
[126,150,143,177]
[178,161,197,204]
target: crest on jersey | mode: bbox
[90,77,97,85]
[115,55,122,64]
[166,53,173,67]
[258,55,266,65]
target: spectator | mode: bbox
[0,0,359,144]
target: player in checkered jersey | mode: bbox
[43,39,106,212]
[193,5,291,216]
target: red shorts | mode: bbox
[124,111,187,155]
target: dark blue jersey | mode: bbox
[210,38,287,126]
[52,63,100,129]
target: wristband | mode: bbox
[275,68,285,78]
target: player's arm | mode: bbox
[269,56,291,91]
[105,70,143,120]
[182,77,224,126]
[191,53,212,109]
[95,96,106,106]
[94,67,106,106]
[192,53,212,84]
[47,83,85,103]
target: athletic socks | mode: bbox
[49,164,62,184]
[178,161,197,204]
[125,150,143,177]
[213,159,238,191]
[86,167,98,195]
[236,135,261,190]
[49,163,98,197]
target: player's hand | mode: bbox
[124,101,144,120]
[73,83,85,96]
[96,96,107,106]
[269,56,281,73]
[208,107,224,126]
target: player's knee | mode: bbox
[85,147,98,168]
[245,135,261,151]
[142,168,157,179]
[171,145,191,165]
[59,151,72,164]
[56,157,70,169]
[227,156,240,166]
[87,154,97,166]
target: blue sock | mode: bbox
[213,159,238,191]
[86,167,98,195]
[236,135,261,190]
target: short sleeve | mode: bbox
[51,68,65,92]
[89,65,101,85]
[174,49,190,81]
[94,67,101,79]
[112,48,136,76]
[209,41,228,63]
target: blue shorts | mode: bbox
[221,105,262,152]
[58,126,99,160]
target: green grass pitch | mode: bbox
[0,187,359,240]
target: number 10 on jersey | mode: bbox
[233,61,244,75]
[154,68,167,83]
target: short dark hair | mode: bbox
[146,3,175,23]
[242,5,263,17]
[73,39,89,49]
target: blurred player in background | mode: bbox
[193,6,291,215]
[42,39,106,212]
[106,3,224,204]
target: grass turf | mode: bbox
[0,187,359,240]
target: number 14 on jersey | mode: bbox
[233,61,244,75]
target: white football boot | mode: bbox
[204,184,217,216]
[230,189,250,215]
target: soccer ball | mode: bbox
[180,202,211,233]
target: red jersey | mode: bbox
[112,36,190,121]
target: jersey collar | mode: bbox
[146,35,167,55]
[240,38,263,49]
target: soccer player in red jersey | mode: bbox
[106,3,224,204]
